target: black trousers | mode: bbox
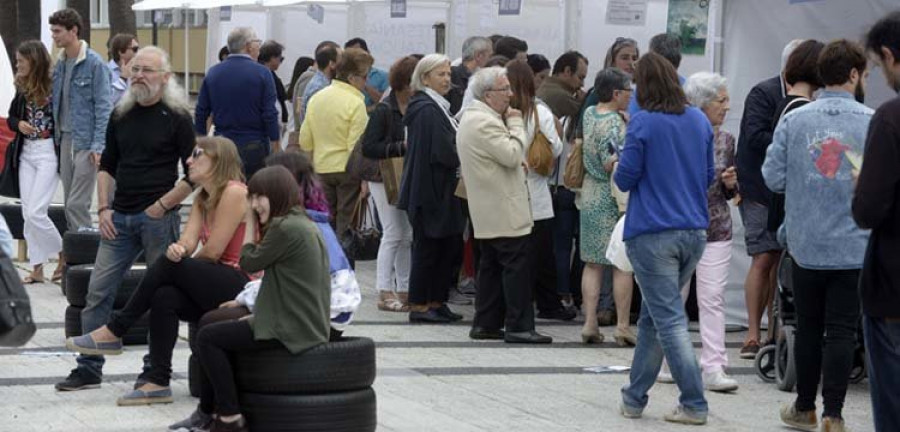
[473,235,535,333]
[792,261,860,418]
[196,319,282,416]
[530,219,561,313]
[108,256,248,386]
[408,219,463,306]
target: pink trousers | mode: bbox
[681,240,731,374]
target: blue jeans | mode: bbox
[863,315,900,432]
[76,210,179,379]
[621,229,708,416]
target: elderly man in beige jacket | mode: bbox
[457,67,552,344]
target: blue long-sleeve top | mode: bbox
[194,55,280,144]
[614,107,715,240]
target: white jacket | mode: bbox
[523,100,564,221]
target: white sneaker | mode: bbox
[703,370,738,393]
[656,371,674,384]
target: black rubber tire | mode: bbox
[64,305,83,338]
[48,204,67,237]
[240,388,377,432]
[188,354,201,398]
[64,264,147,308]
[235,337,376,395]
[0,203,24,239]
[121,312,149,346]
[755,344,777,383]
[776,326,797,392]
[62,231,101,266]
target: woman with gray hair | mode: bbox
[397,54,466,324]
[657,71,739,392]
[579,68,636,346]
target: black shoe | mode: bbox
[435,304,463,322]
[505,330,553,344]
[210,416,248,432]
[469,327,505,340]
[537,308,577,321]
[409,309,452,323]
[55,368,101,391]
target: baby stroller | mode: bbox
[754,251,867,392]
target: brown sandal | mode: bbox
[377,291,409,312]
[51,265,65,283]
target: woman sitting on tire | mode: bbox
[66,137,253,405]
[206,151,360,339]
[185,166,331,432]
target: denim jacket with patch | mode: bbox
[51,40,112,153]
[762,90,872,270]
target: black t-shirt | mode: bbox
[767,95,810,232]
[100,102,195,214]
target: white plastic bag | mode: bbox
[605,215,632,272]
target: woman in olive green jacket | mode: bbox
[189,165,331,432]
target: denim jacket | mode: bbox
[51,40,112,153]
[762,90,872,270]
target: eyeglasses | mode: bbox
[130,46,139,53]
[130,66,162,75]
[487,86,512,93]
[191,147,204,159]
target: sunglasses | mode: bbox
[191,147,204,159]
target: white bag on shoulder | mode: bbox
[605,215,632,273]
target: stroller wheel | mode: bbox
[776,325,797,392]
[755,344,777,383]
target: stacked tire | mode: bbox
[233,337,377,431]
[62,231,150,345]
[188,322,201,397]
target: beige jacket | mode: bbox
[457,100,533,239]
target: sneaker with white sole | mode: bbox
[664,405,707,425]
[703,370,738,393]
[656,371,674,384]
[619,401,643,419]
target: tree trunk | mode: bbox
[109,0,136,38]
[17,0,42,43]
[0,0,18,73]
[66,0,92,45]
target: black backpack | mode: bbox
[0,247,36,346]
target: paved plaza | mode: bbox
[0,256,876,432]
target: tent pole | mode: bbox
[184,8,189,100]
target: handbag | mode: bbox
[610,162,629,213]
[0,246,36,346]
[345,137,382,183]
[526,108,554,177]
[563,138,585,189]
[380,156,404,205]
[340,194,381,261]
[0,95,23,199]
[605,215,632,273]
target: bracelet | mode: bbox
[97,206,110,215]
[157,199,170,212]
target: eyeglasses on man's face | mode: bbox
[130,66,162,75]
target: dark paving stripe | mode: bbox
[0,340,744,356]
[36,322,65,330]
[0,366,761,386]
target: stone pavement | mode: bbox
[0,258,875,432]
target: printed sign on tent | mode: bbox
[391,0,407,18]
[666,0,709,55]
[220,6,232,22]
[605,0,648,26]
[307,3,325,24]
[499,0,522,16]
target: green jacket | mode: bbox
[240,208,331,354]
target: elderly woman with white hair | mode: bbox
[663,71,739,392]
[397,54,466,324]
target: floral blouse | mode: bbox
[24,96,54,140]
[707,130,737,242]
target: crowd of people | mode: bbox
[3,5,900,432]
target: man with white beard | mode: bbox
[56,46,196,395]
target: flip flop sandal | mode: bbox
[22,276,45,284]
[51,268,64,283]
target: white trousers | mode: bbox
[18,139,62,267]
[681,240,732,374]
[369,181,412,293]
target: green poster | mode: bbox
[666,0,710,55]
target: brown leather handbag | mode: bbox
[526,109,554,177]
